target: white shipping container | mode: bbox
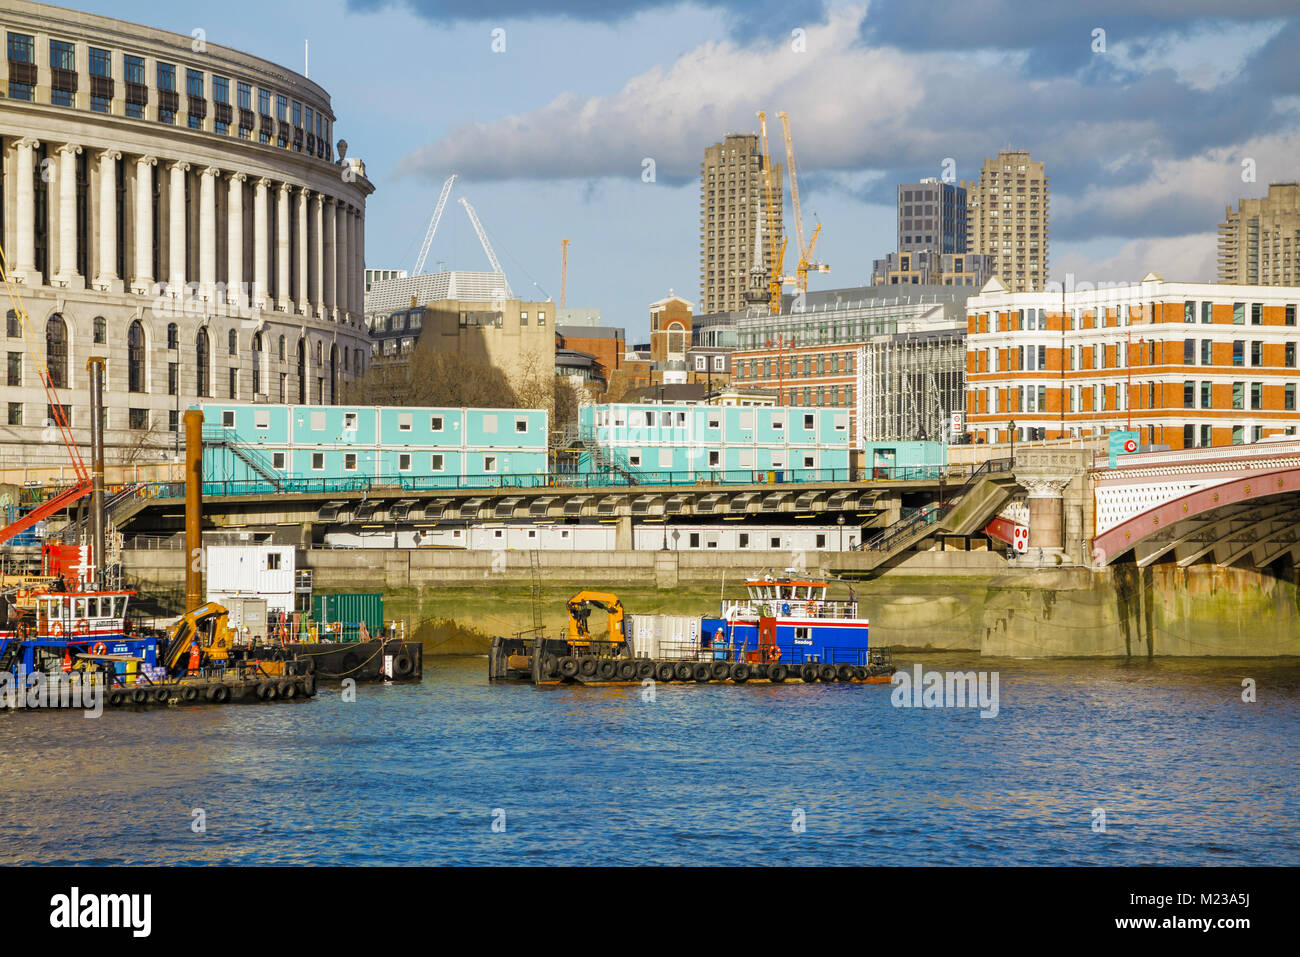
[626,614,702,660]
[205,545,296,613]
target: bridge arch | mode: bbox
[1093,467,1300,568]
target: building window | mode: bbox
[7,403,21,426]
[1183,339,1194,364]
[164,322,177,349]
[1251,303,1263,325]
[430,415,443,432]
[169,362,178,396]
[430,453,444,471]
[196,328,210,397]
[128,321,146,393]
[343,453,357,471]
[1233,341,1244,366]
[1286,305,1296,327]
[129,408,148,431]
[229,367,238,398]
[1251,383,1263,411]
[483,455,497,473]
[228,329,238,355]
[1233,303,1244,325]
[1232,382,1244,410]
[89,47,111,113]
[272,452,286,470]
[311,452,325,470]
[6,352,20,387]
[1287,384,1296,412]
[7,33,35,102]
[1288,343,1296,368]
[46,315,68,389]
[1251,341,1263,366]
[5,311,20,337]
[1183,380,1194,409]
[515,416,528,433]
[49,40,75,106]
[157,62,176,124]
[123,54,145,117]
[1200,381,1212,409]
[1200,339,1212,366]
[169,410,178,433]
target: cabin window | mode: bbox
[430,415,443,432]
[344,412,358,430]
[398,453,412,471]
[311,452,325,470]
[267,554,282,570]
[272,452,286,469]
[739,533,749,548]
[484,455,498,472]
[74,598,88,619]
[343,453,357,471]
[222,410,236,428]
[431,454,444,471]
[816,534,827,548]
[689,532,700,548]
[770,537,781,548]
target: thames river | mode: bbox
[1,654,1296,866]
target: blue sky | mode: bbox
[79,0,1300,341]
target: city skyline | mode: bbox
[65,0,1300,339]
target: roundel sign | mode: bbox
[1122,438,1138,454]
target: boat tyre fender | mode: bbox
[132,687,149,705]
[730,662,751,683]
[820,664,837,682]
[655,661,675,682]
[710,661,730,681]
[539,654,559,678]
[279,680,298,700]
[108,690,126,707]
[152,688,170,704]
[800,663,818,683]
[692,662,711,683]
[837,664,855,682]
[180,686,200,703]
[617,660,638,681]
[206,684,231,704]
[578,657,599,678]
[558,656,580,678]
[636,659,656,680]
[754,663,769,680]
[301,675,316,697]
[300,655,316,675]
[257,682,276,701]
[393,654,414,678]
[341,652,361,674]
[674,661,694,682]
[596,660,617,681]
[769,663,789,683]
[853,666,869,681]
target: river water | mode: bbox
[1,653,1296,866]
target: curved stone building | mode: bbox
[0,1,374,466]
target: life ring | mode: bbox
[780,602,791,615]
[90,641,108,656]
[804,601,816,616]
[48,622,63,637]
[73,619,90,636]
[769,645,782,662]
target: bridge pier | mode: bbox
[1014,449,1092,565]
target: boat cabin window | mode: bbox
[74,597,89,619]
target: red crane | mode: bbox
[0,242,92,546]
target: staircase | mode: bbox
[576,424,638,486]
[202,427,284,490]
[856,457,1016,570]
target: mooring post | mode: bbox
[184,408,204,612]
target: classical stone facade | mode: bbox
[0,1,373,465]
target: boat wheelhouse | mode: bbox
[715,572,872,667]
[0,588,156,680]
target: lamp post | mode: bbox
[837,513,845,552]
[1009,418,1017,467]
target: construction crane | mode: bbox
[412,173,457,276]
[0,242,92,547]
[778,111,829,293]
[756,111,785,315]
[458,197,513,298]
[560,238,569,308]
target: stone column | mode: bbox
[94,150,121,290]
[1023,478,1069,551]
[199,166,219,303]
[296,188,310,315]
[133,155,157,293]
[312,193,325,319]
[13,137,40,281]
[1013,448,1090,562]
[55,144,82,284]
[226,172,246,310]
[335,202,349,322]
[276,182,291,312]
[168,161,190,295]
[253,177,270,311]
[323,197,336,319]
[355,206,365,322]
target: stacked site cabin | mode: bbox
[578,403,851,481]
[200,403,549,486]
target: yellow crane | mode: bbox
[756,111,785,315]
[778,111,829,293]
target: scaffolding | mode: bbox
[859,333,966,443]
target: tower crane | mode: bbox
[561,238,570,308]
[0,242,92,546]
[756,111,785,315]
[778,111,829,293]
[458,197,513,298]
[413,174,457,276]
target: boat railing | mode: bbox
[726,599,860,620]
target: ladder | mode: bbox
[528,549,543,635]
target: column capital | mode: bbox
[314,192,326,209]
[201,165,221,178]
[228,171,247,184]
[98,149,122,163]
[57,143,83,157]
[169,160,191,173]
[278,181,293,196]
[136,154,157,168]
[256,176,272,190]
[15,136,41,150]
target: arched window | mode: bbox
[228,329,238,356]
[5,310,18,337]
[196,328,210,397]
[93,316,107,344]
[46,315,68,389]
[296,338,306,404]
[167,322,178,349]
[252,332,263,395]
[127,321,146,393]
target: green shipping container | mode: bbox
[312,593,384,634]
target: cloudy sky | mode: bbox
[87,0,1300,339]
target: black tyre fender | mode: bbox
[820,664,837,682]
[132,687,149,705]
[279,680,298,700]
[152,688,170,704]
[393,654,414,678]
[636,659,656,680]
[730,662,751,683]
[181,686,200,703]
[300,655,316,675]
[655,662,676,682]
[596,660,617,681]
[769,663,789,683]
[539,654,559,677]
[853,666,869,681]
[559,656,580,678]
[301,675,316,697]
[710,661,730,681]
[578,657,599,678]
[257,682,277,701]
[837,664,855,682]
[206,684,231,703]
[674,661,693,682]
[108,690,126,707]
[617,660,638,681]
[800,663,818,683]
[341,652,361,673]
[692,662,711,682]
